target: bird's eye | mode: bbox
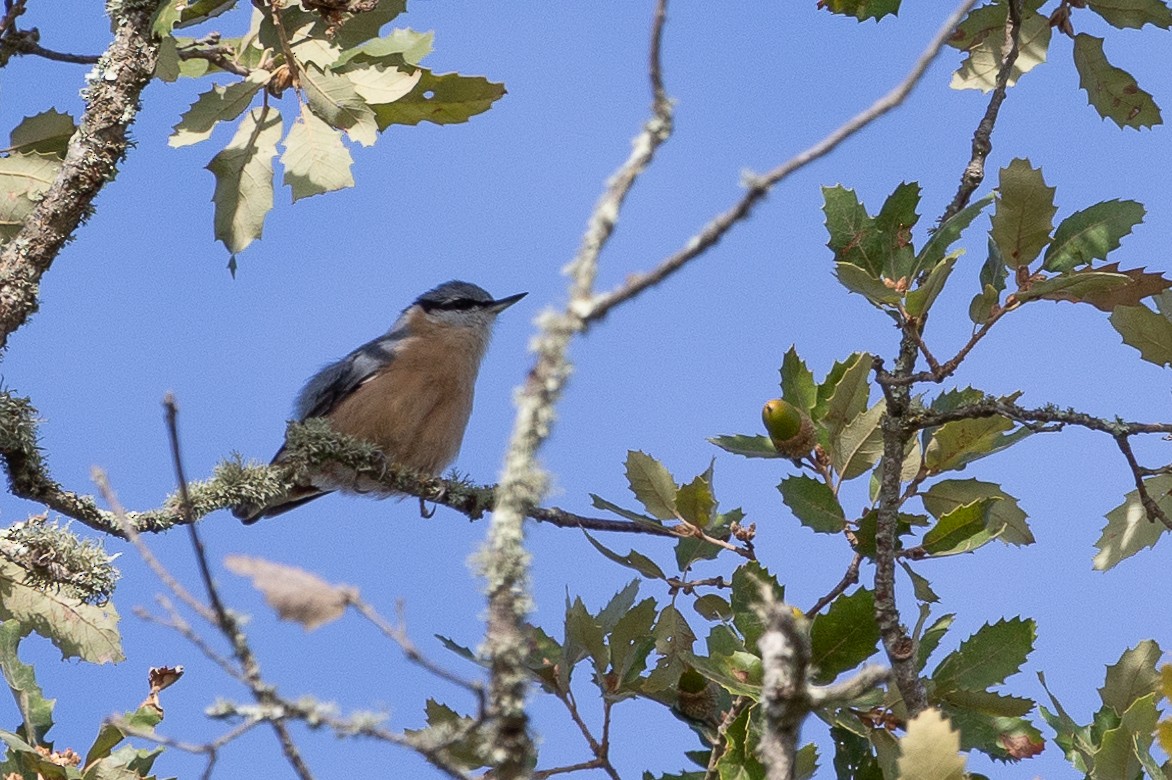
[423,298,480,313]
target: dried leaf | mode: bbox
[224,554,354,630]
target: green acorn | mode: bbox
[762,398,815,459]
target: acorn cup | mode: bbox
[762,398,815,460]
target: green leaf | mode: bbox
[905,252,959,318]
[943,704,1043,760]
[1110,302,1172,367]
[1087,0,1172,29]
[921,479,1034,545]
[207,106,282,255]
[8,110,75,157]
[709,434,785,459]
[693,595,732,622]
[921,498,997,556]
[0,621,53,745]
[597,580,641,636]
[918,613,955,672]
[875,181,921,280]
[714,702,766,779]
[950,9,1051,92]
[820,352,873,443]
[581,530,666,580]
[831,725,884,780]
[329,0,409,50]
[831,401,885,481]
[676,474,715,528]
[0,153,60,241]
[590,493,664,527]
[923,410,1029,475]
[335,28,435,68]
[779,475,846,534]
[834,262,901,306]
[939,687,1034,718]
[687,650,763,700]
[990,158,1056,267]
[0,560,122,664]
[1093,474,1172,569]
[562,595,606,683]
[897,709,967,780]
[932,617,1035,692]
[819,0,901,21]
[1073,34,1162,129]
[730,561,784,651]
[625,451,678,520]
[1043,199,1146,272]
[823,185,883,276]
[1099,639,1163,715]
[1015,269,1132,304]
[1091,692,1159,780]
[372,70,506,128]
[1045,263,1172,312]
[169,70,269,148]
[84,704,163,768]
[780,346,817,415]
[900,561,939,604]
[301,63,378,146]
[912,193,994,280]
[281,105,355,201]
[609,598,658,685]
[809,588,881,684]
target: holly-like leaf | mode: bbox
[823,186,883,276]
[609,598,658,687]
[625,451,678,520]
[905,252,959,318]
[780,346,817,415]
[336,28,435,69]
[676,474,715,528]
[897,709,967,780]
[918,612,955,672]
[923,409,1029,475]
[562,595,606,685]
[0,560,122,664]
[0,621,53,745]
[301,63,378,146]
[1073,34,1162,129]
[0,153,61,241]
[1044,263,1172,311]
[1091,692,1159,780]
[831,401,885,481]
[809,588,881,684]
[281,105,356,201]
[820,352,873,443]
[1093,474,1172,569]
[921,479,1034,546]
[779,475,846,534]
[1110,298,1172,367]
[950,9,1051,92]
[990,158,1056,268]
[819,0,901,21]
[224,554,352,630]
[875,181,920,280]
[373,70,505,128]
[1043,199,1146,272]
[1087,0,1172,29]
[207,106,282,255]
[1099,639,1163,715]
[921,498,998,556]
[169,70,269,148]
[708,434,785,459]
[932,617,1035,693]
[8,110,75,157]
[913,193,994,280]
[590,493,663,527]
[730,561,784,651]
[835,262,901,305]
[1015,269,1131,305]
[581,530,666,581]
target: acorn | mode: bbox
[762,398,815,459]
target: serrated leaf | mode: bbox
[820,0,901,21]
[625,451,678,520]
[933,617,1035,692]
[821,352,873,443]
[224,554,351,630]
[918,613,955,671]
[597,580,641,636]
[609,598,658,686]
[336,28,434,68]
[676,474,715,528]
[1091,692,1159,780]
[990,158,1056,267]
[823,185,884,276]
[944,705,1043,760]
[779,475,846,534]
[897,709,967,780]
[913,193,994,280]
[950,9,1051,92]
[373,70,505,128]
[169,70,269,148]
[921,498,998,556]
[0,153,61,241]
[1100,639,1163,715]
[809,588,881,684]
[687,649,763,699]
[832,401,885,481]
[281,105,355,201]
[938,687,1035,718]
[8,110,75,157]
[781,346,817,415]
[581,530,666,580]
[1073,34,1162,129]
[1087,0,1172,29]
[730,561,784,652]
[835,262,901,305]
[175,0,235,29]
[875,181,921,280]
[1043,199,1146,272]
[207,106,282,255]
[0,621,53,745]
[1110,302,1172,367]
[900,561,939,603]
[921,479,1034,546]
[1016,269,1132,304]
[905,252,959,318]
[301,63,378,146]
[342,63,422,105]
[708,434,785,459]
[924,410,1029,475]
[1044,263,1172,312]
[563,595,606,685]
[1094,475,1172,569]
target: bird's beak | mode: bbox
[489,291,527,313]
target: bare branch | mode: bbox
[805,553,862,617]
[1114,434,1172,530]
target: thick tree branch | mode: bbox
[0,0,163,350]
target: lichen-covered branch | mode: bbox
[0,0,164,350]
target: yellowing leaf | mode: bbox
[950,9,1051,92]
[344,64,422,105]
[0,153,61,241]
[281,106,356,202]
[1094,474,1172,569]
[207,106,282,255]
[897,709,967,780]
[169,70,270,148]
[301,63,378,147]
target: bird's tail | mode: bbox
[233,486,333,524]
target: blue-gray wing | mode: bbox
[294,333,402,420]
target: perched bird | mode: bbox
[234,280,526,523]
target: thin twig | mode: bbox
[1114,434,1172,529]
[806,553,862,617]
[552,688,620,780]
[134,596,246,684]
[886,304,1011,386]
[703,695,751,779]
[178,47,252,77]
[109,716,262,780]
[584,0,981,323]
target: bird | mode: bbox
[233,280,526,523]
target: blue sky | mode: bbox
[2,1,1171,778]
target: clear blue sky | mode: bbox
[3,2,1170,777]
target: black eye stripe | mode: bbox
[420,298,482,313]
